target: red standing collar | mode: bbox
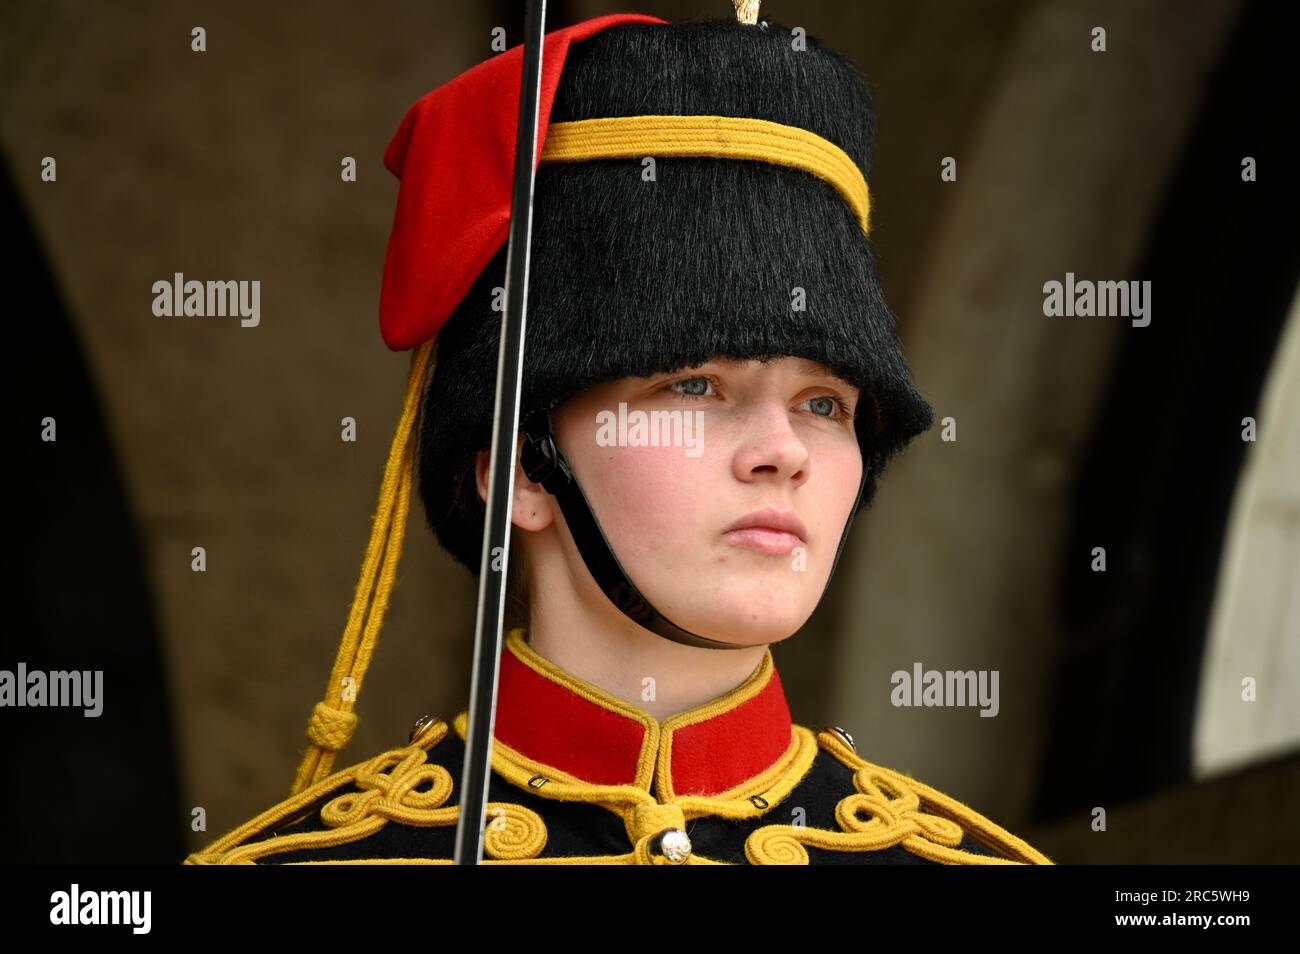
[456,627,795,800]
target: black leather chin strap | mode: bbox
[519,404,869,650]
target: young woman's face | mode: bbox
[546,356,865,646]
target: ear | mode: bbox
[475,436,555,532]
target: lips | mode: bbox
[722,508,808,554]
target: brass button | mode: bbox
[825,724,856,753]
[648,827,692,864]
[408,713,438,745]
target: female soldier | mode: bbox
[186,9,1053,866]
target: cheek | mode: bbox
[587,444,716,560]
[813,445,864,534]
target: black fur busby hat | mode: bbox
[417,15,934,575]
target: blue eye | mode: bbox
[806,395,847,418]
[664,375,853,420]
[665,375,715,398]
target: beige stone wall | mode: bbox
[1,1,484,846]
[823,0,1242,823]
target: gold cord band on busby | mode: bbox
[289,115,879,794]
[542,115,871,234]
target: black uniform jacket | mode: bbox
[186,628,1053,866]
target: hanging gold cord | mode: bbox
[289,338,435,796]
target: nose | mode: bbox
[730,400,811,487]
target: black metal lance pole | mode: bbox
[454,0,548,865]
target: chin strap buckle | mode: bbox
[520,406,572,494]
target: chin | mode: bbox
[667,595,812,648]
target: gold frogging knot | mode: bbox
[836,768,965,846]
[733,0,760,26]
[318,747,456,829]
[628,802,693,865]
[483,803,549,860]
[744,766,964,864]
[306,701,358,752]
[312,746,546,861]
